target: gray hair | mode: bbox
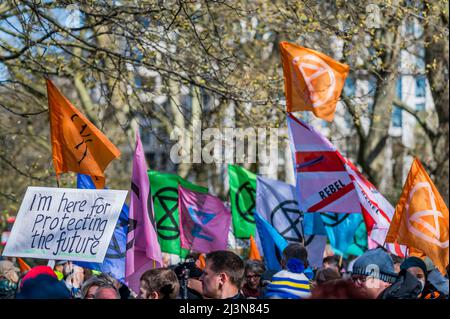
[80,273,117,299]
[244,260,265,276]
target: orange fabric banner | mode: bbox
[47,79,120,188]
[17,257,31,272]
[197,254,206,270]
[248,235,262,261]
[279,41,350,122]
[386,158,449,274]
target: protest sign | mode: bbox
[2,186,127,263]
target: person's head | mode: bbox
[80,273,117,299]
[0,260,20,284]
[390,255,404,274]
[281,243,308,270]
[244,260,266,290]
[400,257,428,291]
[94,286,120,299]
[140,268,180,299]
[314,268,341,286]
[310,279,370,299]
[19,265,57,289]
[16,273,71,299]
[323,256,340,274]
[351,248,397,299]
[200,250,244,299]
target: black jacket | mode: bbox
[378,270,423,299]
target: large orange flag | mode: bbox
[279,41,349,122]
[47,79,120,188]
[386,158,449,274]
[248,235,262,261]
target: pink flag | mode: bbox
[178,185,231,253]
[287,113,406,257]
[125,131,162,294]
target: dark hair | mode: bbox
[323,256,340,267]
[315,268,341,285]
[282,243,308,267]
[244,260,266,276]
[206,251,245,288]
[140,268,180,299]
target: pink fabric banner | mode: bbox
[178,185,231,254]
[125,131,162,294]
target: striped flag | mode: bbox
[287,113,406,257]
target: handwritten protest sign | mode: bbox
[2,187,127,263]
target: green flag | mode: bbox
[228,164,256,238]
[148,171,208,257]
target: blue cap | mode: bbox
[351,248,397,283]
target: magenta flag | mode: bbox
[125,131,162,294]
[178,185,231,254]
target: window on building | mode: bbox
[416,103,425,112]
[396,77,402,99]
[392,106,403,128]
[416,47,425,70]
[415,76,426,98]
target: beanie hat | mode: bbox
[351,248,397,283]
[20,266,57,289]
[400,257,428,280]
[16,274,71,299]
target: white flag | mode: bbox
[256,176,326,268]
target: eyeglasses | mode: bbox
[245,274,261,279]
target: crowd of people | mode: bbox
[0,244,448,299]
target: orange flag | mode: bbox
[409,246,426,259]
[46,79,120,188]
[248,235,262,261]
[279,41,350,121]
[17,257,31,272]
[386,158,449,274]
[197,254,206,270]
